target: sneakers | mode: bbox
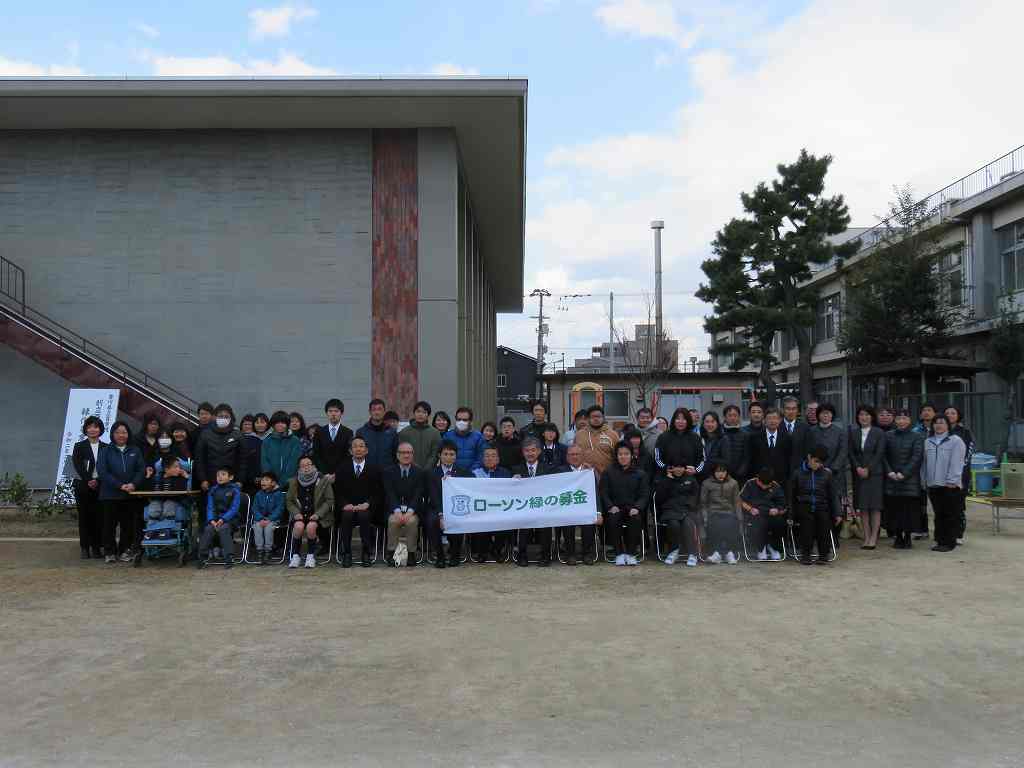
[912,532,928,540]
[685,554,698,567]
[757,547,768,561]
[956,536,965,545]
[664,549,679,565]
[626,555,638,566]
[707,551,722,564]
[304,554,316,569]
[289,554,301,568]
[768,546,782,561]
[725,551,738,565]
[119,550,134,562]
[614,553,627,566]
[105,554,116,564]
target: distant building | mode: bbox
[570,324,681,374]
[497,345,537,414]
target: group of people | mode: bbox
[69,393,974,570]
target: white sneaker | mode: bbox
[119,550,134,562]
[615,553,627,566]
[289,554,301,568]
[956,536,965,545]
[304,554,316,569]
[725,551,738,565]
[626,555,638,566]
[707,551,722,564]
[768,546,782,561]
[664,549,679,565]
[757,547,768,561]
[685,554,698,567]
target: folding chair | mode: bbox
[555,525,599,565]
[740,513,788,563]
[205,493,251,566]
[787,518,837,562]
[602,516,647,563]
[333,523,380,565]
[511,529,557,564]
[651,494,696,563]
[470,530,512,564]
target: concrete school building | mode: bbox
[0,78,527,486]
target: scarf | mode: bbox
[297,468,320,488]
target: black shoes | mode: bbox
[517,557,529,567]
[81,548,91,559]
[196,558,208,570]
[799,556,814,565]
[341,552,353,568]
[434,556,446,569]
[537,558,551,567]
[815,557,829,565]
[564,554,577,566]
[361,554,373,568]
[258,551,267,566]
[385,551,396,567]
[932,545,954,552]
[91,547,103,559]
[447,555,461,567]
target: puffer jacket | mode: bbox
[720,426,750,482]
[883,427,924,497]
[698,430,727,483]
[442,428,486,472]
[787,462,838,517]
[699,476,741,521]
[356,421,399,469]
[205,481,242,524]
[260,431,304,487]
[194,423,245,488]
[599,463,650,512]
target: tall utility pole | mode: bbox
[530,288,551,400]
[608,291,615,374]
[651,220,665,370]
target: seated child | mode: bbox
[740,468,787,560]
[788,445,841,565]
[699,462,741,564]
[287,456,335,569]
[146,455,190,521]
[251,470,284,565]
[197,466,242,569]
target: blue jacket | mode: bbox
[252,488,285,524]
[260,431,304,487]
[356,421,399,469]
[206,481,242,523]
[473,465,512,479]
[443,428,486,472]
[97,444,146,501]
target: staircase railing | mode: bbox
[0,254,199,424]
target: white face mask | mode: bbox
[455,420,470,432]
[215,417,230,429]
[158,438,172,449]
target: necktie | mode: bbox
[529,466,536,477]
[787,423,793,434]
[330,425,337,440]
[355,463,362,477]
[402,468,408,479]
[769,434,775,449]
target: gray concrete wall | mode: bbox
[0,130,373,439]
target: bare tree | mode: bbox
[611,293,678,410]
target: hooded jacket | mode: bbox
[921,433,967,489]
[397,422,441,470]
[599,462,650,513]
[261,430,304,488]
[575,423,620,474]
[194,421,244,488]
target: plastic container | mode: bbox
[972,453,999,493]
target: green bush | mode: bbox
[1,472,33,513]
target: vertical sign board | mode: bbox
[53,389,120,496]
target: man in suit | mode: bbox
[382,441,427,567]
[512,438,558,567]
[427,440,473,568]
[781,396,813,474]
[313,398,353,556]
[472,446,512,562]
[748,407,792,487]
[559,443,599,565]
[335,436,384,568]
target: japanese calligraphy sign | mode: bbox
[441,470,599,534]
[53,389,120,494]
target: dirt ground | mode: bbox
[2,510,1022,767]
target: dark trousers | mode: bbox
[75,483,103,552]
[744,512,786,553]
[928,487,960,548]
[199,522,234,558]
[560,525,597,557]
[665,513,701,557]
[958,488,969,538]
[796,502,831,559]
[339,508,373,555]
[887,495,917,538]
[517,527,552,561]
[916,491,930,534]
[606,511,641,556]
[423,509,444,555]
[706,513,739,554]
[473,531,508,555]
[102,499,135,556]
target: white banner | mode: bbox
[441,470,599,534]
[54,389,120,492]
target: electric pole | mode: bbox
[530,288,551,400]
[651,220,664,370]
[609,291,615,374]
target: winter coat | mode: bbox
[356,421,399,469]
[443,428,487,472]
[883,427,924,497]
[599,464,650,513]
[787,463,838,518]
[239,433,263,487]
[540,441,568,469]
[697,430,727,483]
[97,444,146,501]
[574,424,620,474]
[494,435,523,470]
[396,422,441,470]
[251,488,285,524]
[205,481,242,524]
[740,478,787,516]
[921,433,967,489]
[286,476,335,527]
[720,426,750,483]
[260,431,304,488]
[193,424,245,488]
[808,424,848,495]
[848,425,886,510]
[699,476,742,522]
[653,427,702,519]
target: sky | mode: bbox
[3,0,1023,369]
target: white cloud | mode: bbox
[134,22,159,39]
[430,62,481,77]
[149,51,336,76]
[0,55,83,76]
[249,4,318,41]
[502,0,1024,364]
[595,0,699,50]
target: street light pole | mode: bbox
[651,220,665,369]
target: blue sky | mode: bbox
[4,0,1023,366]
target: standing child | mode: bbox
[700,462,742,564]
[251,471,285,565]
[197,467,242,569]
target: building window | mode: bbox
[814,293,841,343]
[578,389,598,410]
[813,376,845,420]
[496,373,507,388]
[999,220,1024,294]
[603,390,629,418]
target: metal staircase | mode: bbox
[0,255,199,426]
